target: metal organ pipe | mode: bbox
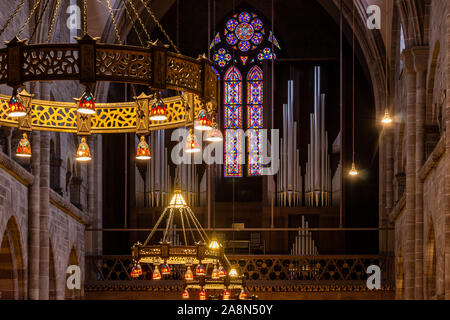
[291,215,319,255]
[277,80,302,207]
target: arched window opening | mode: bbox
[211,10,280,177]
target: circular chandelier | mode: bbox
[0,0,220,162]
[131,187,250,300]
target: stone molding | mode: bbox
[389,194,406,223]
[49,188,90,226]
[0,150,34,186]
[418,135,445,181]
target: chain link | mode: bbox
[128,0,151,42]
[83,0,87,34]
[18,0,42,38]
[106,0,122,44]
[0,0,26,38]
[121,0,144,46]
[139,0,180,53]
[46,0,62,43]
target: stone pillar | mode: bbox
[445,9,450,299]
[39,82,51,299]
[412,46,428,300]
[385,128,394,254]
[402,49,416,299]
[379,132,386,253]
[28,131,40,300]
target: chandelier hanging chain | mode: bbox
[0,0,26,38]
[184,209,197,243]
[30,0,51,42]
[142,207,170,246]
[107,0,122,44]
[17,0,42,38]
[127,0,152,43]
[82,0,87,34]
[121,0,145,46]
[139,0,181,54]
[180,207,188,245]
[46,0,62,43]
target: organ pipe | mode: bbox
[277,80,302,207]
[290,215,319,255]
[305,66,331,207]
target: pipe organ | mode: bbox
[146,130,171,207]
[177,163,200,207]
[305,66,331,207]
[277,80,302,207]
[290,216,318,255]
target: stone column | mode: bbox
[379,132,386,253]
[385,128,394,254]
[412,46,428,300]
[28,131,40,300]
[402,49,416,300]
[39,82,51,299]
[445,9,450,300]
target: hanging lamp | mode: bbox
[381,2,392,125]
[16,133,32,158]
[136,135,151,160]
[229,267,238,278]
[211,265,219,280]
[75,137,92,161]
[381,110,393,124]
[149,93,168,121]
[209,239,220,250]
[130,263,143,278]
[205,119,223,142]
[348,0,358,177]
[8,90,27,118]
[199,289,206,300]
[182,289,189,299]
[77,87,96,115]
[218,265,226,278]
[222,289,231,300]
[184,266,194,281]
[152,265,162,280]
[185,129,200,153]
[194,108,212,131]
[160,263,170,275]
[239,289,248,300]
[196,264,206,276]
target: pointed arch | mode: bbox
[0,216,25,299]
[246,65,264,176]
[65,246,81,300]
[224,65,244,177]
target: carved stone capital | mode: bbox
[411,46,429,73]
[401,49,415,74]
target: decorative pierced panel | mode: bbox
[22,45,79,81]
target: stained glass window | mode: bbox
[210,10,280,177]
[247,66,263,176]
[224,66,243,177]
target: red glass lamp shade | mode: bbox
[136,136,151,160]
[182,290,189,299]
[195,264,206,276]
[77,88,96,115]
[8,92,26,118]
[194,109,212,131]
[184,266,194,281]
[16,133,31,158]
[76,137,92,161]
[149,95,168,121]
[160,263,170,275]
[239,289,248,300]
[218,265,226,278]
[130,264,143,278]
[199,289,206,300]
[152,265,162,280]
[223,289,231,300]
[185,129,200,153]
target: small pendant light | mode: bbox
[16,133,32,158]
